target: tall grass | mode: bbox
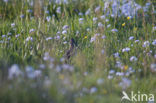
[0,0,156,103]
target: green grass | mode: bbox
[0,0,156,103]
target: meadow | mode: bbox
[0,0,156,103]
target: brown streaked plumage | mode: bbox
[65,38,76,61]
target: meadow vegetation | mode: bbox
[0,0,156,103]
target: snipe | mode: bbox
[65,38,76,62]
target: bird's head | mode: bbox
[70,38,76,47]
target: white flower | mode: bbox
[101,35,106,39]
[26,36,33,42]
[111,29,118,32]
[119,78,131,89]
[130,56,138,62]
[63,0,68,4]
[90,33,99,42]
[62,64,74,72]
[39,64,45,69]
[45,10,49,14]
[98,22,103,27]
[55,0,61,4]
[56,65,61,72]
[8,64,22,79]
[148,100,154,103]
[63,36,66,40]
[105,19,109,22]
[129,36,134,40]
[2,35,6,38]
[20,14,24,18]
[62,64,70,70]
[46,37,52,41]
[29,29,35,33]
[152,39,156,46]
[93,17,98,22]
[116,72,124,76]
[44,78,51,88]
[114,52,119,58]
[84,72,88,76]
[150,64,156,72]
[152,26,156,32]
[78,12,83,16]
[27,9,32,13]
[56,31,60,35]
[109,70,115,74]
[95,33,100,36]
[115,61,122,68]
[85,9,91,15]
[108,75,113,79]
[90,87,97,94]
[142,41,150,47]
[104,2,109,9]
[34,70,42,77]
[3,0,8,3]
[63,41,67,44]
[55,35,60,40]
[25,66,42,79]
[15,34,20,38]
[63,25,69,30]
[7,37,11,40]
[7,32,12,36]
[11,23,15,27]
[135,40,139,43]
[95,6,101,13]
[60,57,65,62]
[43,52,50,61]
[82,87,89,93]
[26,66,34,75]
[90,36,96,43]
[122,47,130,52]
[101,49,104,54]
[107,24,111,28]
[56,7,61,14]
[97,78,104,85]
[62,30,67,34]
[75,31,79,36]
[79,18,84,24]
[100,15,105,19]
[86,28,91,32]
[46,16,51,22]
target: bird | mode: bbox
[65,38,76,62]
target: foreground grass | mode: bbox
[0,0,156,103]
